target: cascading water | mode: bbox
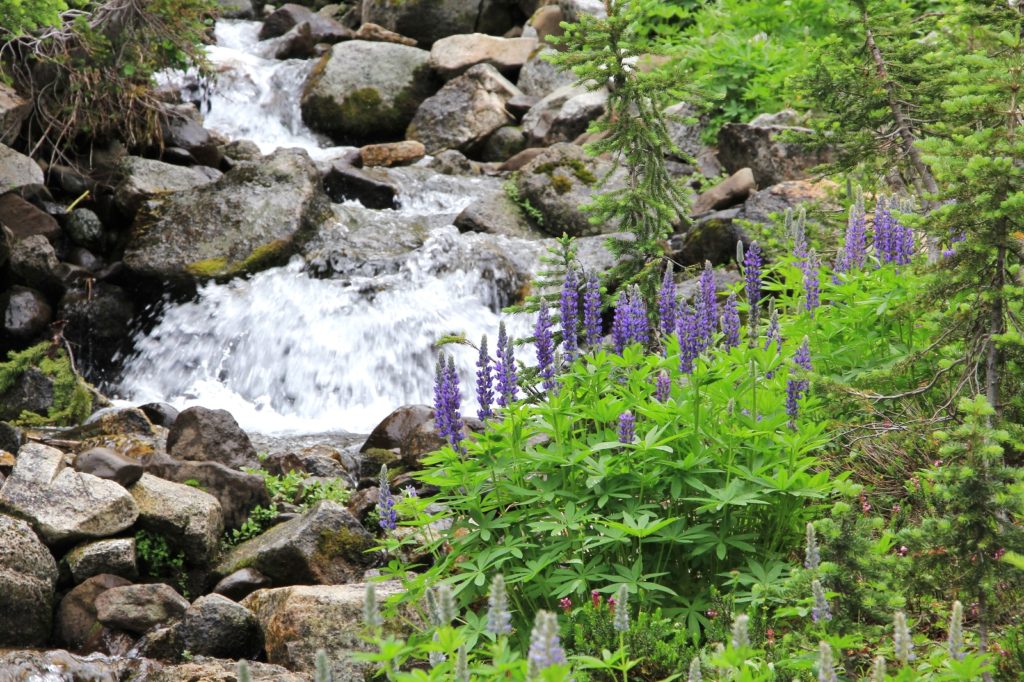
[118,21,539,434]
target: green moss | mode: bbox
[316,527,374,560]
[239,239,291,274]
[185,257,229,277]
[533,158,598,185]
[362,447,401,471]
[337,87,386,138]
[550,173,573,195]
[0,342,93,426]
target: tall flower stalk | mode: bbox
[476,335,493,420]
[495,322,518,408]
[583,271,603,348]
[535,299,556,393]
[743,240,763,310]
[561,268,580,363]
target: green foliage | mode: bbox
[0,341,93,426]
[503,176,545,228]
[0,0,67,37]
[135,528,188,596]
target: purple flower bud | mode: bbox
[721,293,740,349]
[561,268,580,363]
[583,271,603,348]
[843,203,868,271]
[476,335,494,420]
[873,196,894,264]
[658,263,677,334]
[698,261,718,344]
[618,410,636,444]
[527,611,567,677]
[495,322,518,407]
[811,579,831,623]
[377,465,397,531]
[445,356,465,450]
[535,299,556,392]
[764,307,782,353]
[677,303,700,374]
[628,285,649,347]
[654,370,672,403]
[802,249,821,317]
[612,289,632,354]
[743,241,763,310]
[786,375,803,430]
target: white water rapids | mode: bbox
[118,21,535,434]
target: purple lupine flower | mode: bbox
[377,465,397,531]
[894,219,915,266]
[618,410,636,444]
[495,322,518,407]
[612,289,632,354]
[802,249,821,317]
[818,641,838,682]
[627,285,649,347]
[948,600,965,661]
[721,293,740,349]
[677,303,700,374]
[654,370,672,403]
[786,374,803,429]
[486,574,513,636]
[764,306,782,353]
[894,612,914,664]
[433,356,451,438]
[811,579,832,622]
[527,611,567,677]
[873,195,895,264]
[476,335,494,420]
[444,356,465,450]
[658,263,677,334]
[560,268,580,363]
[743,241,763,310]
[805,522,820,570]
[583,271,603,347]
[843,203,868,271]
[535,298,556,392]
[698,261,718,345]
[792,206,809,260]
[795,336,812,372]
[613,585,630,632]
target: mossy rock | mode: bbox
[0,342,93,426]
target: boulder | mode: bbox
[76,407,155,438]
[0,84,30,145]
[213,567,273,601]
[243,581,408,675]
[407,64,521,154]
[74,447,144,488]
[216,0,259,18]
[0,143,45,197]
[499,146,545,171]
[167,406,259,470]
[0,367,53,420]
[479,125,527,162]
[216,500,375,585]
[359,140,425,168]
[506,93,538,120]
[58,282,135,366]
[264,450,348,479]
[0,421,22,454]
[455,190,544,239]
[427,148,481,175]
[129,473,224,566]
[8,233,68,295]
[113,156,220,219]
[55,573,134,652]
[664,101,721,179]
[691,168,756,215]
[181,594,262,659]
[301,40,436,143]
[139,402,179,428]
[95,583,190,635]
[161,115,221,167]
[523,5,565,47]
[322,159,399,208]
[272,17,354,59]
[717,110,832,186]
[429,34,538,80]
[0,513,59,646]
[0,443,139,546]
[143,455,270,530]
[360,404,435,452]
[737,179,838,225]
[65,538,138,583]
[64,208,106,250]
[260,3,348,39]
[352,21,417,46]
[360,0,519,46]
[0,192,60,242]
[0,285,52,341]
[514,142,624,237]
[0,224,11,267]
[669,209,750,268]
[521,83,606,146]
[123,148,330,284]
[516,47,575,98]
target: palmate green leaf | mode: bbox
[598,512,680,539]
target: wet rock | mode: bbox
[0,367,53,420]
[216,0,260,18]
[213,567,273,601]
[515,142,625,237]
[74,447,145,488]
[0,443,139,546]
[65,538,138,583]
[66,246,102,271]
[79,407,155,438]
[216,500,375,585]
[113,156,220,219]
[717,110,832,186]
[0,84,30,145]
[480,125,527,162]
[0,285,52,341]
[427,148,480,175]
[429,34,537,80]
[359,140,425,168]
[58,282,135,367]
[360,0,519,47]
[65,208,106,250]
[521,83,606,146]
[301,40,436,143]
[143,455,270,530]
[123,148,330,284]
[559,0,606,21]
[408,64,521,154]
[0,143,45,197]
[130,473,224,566]
[181,594,262,659]
[361,404,433,452]
[322,158,399,207]
[243,581,408,675]
[167,406,259,470]
[95,583,190,635]
[516,47,575,98]
[261,3,348,39]
[55,573,134,652]
[139,402,179,428]
[222,138,263,162]
[272,18,354,59]
[161,115,221,168]
[691,168,755,215]
[9,233,68,295]
[47,164,94,197]
[0,513,59,646]
[455,190,543,239]
[0,192,60,242]
[352,21,417,45]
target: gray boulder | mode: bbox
[0,193,60,242]
[212,567,273,601]
[181,594,262,659]
[123,148,330,284]
[479,125,527,162]
[167,406,259,470]
[58,282,135,363]
[517,47,575,98]
[65,538,138,583]
[9,233,67,295]
[0,513,59,646]
[717,110,832,186]
[0,285,52,341]
[55,573,133,652]
[455,190,544,239]
[691,168,756,215]
[65,208,106,250]
[429,34,538,80]
[521,83,606,146]
[407,63,521,154]
[0,443,139,546]
[301,40,436,143]
[129,473,224,566]
[360,0,519,46]
[216,500,375,585]
[142,455,270,530]
[113,156,220,219]
[0,143,44,197]
[95,583,190,635]
[0,84,30,145]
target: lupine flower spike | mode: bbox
[658,262,677,334]
[618,411,636,445]
[583,271,603,347]
[613,585,630,632]
[560,268,579,363]
[803,248,821,316]
[842,200,868,271]
[818,641,838,682]
[534,298,556,392]
[527,611,567,677]
[743,240,763,310]
[612,289,632,354]
[495,322,518,407]
[793,206,808,259]
[654,370,672,403]
[698,261,718,344]
[805,522,821,570]
[811,579,832,622]
[426,583,456,626]
[677,303,700,374]
[894,611,915,665]
[455,645,469,682]
[687,657,702,682]
[315,650,331,682]
[874,195,894,264]
[721,292,740,349]
[628,284,650,347]
[237,660,251,682]
[870,655,887,682]
[731,614,750,649]
[376,465,397,531]
[364,582,382,629]
[486,574,513,636]
[476,335,493,420]
[948,600,965,661]
[428,631,446,667]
